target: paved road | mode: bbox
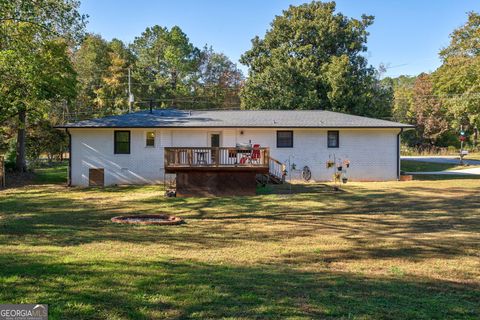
[401,156,480,175]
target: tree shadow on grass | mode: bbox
[0,253,477,320]
[0,184,479,262]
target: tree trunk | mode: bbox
[15,109,27,172]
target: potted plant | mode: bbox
[343,159,350,168]
[337,165,343,171]
[342,177,348,184]
[326,160,335,168]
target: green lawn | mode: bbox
[0,168,479,319]
[33,163,68,184]
[401,159,477,172]
[463,152,480,161]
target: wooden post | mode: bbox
[0,155,5,189]
[188,149,193,165]
[164,148,168,169]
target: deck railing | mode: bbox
[269,157,286,183]
[164,147,270,169]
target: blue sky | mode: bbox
[79,0,480,78]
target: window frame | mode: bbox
[114,130,131,154]
[327,130,339,148]
[145,131,155,147]
[276,130,294,148]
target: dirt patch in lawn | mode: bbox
[111,214,184,225]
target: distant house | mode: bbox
[58,109,413,196]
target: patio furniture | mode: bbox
[195,151,208,164]
[250,144,261,164]
[239,144,261,164]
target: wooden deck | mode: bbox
[164,147,285,196]
[164,147,270,174]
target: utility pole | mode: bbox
[128,67,134,113]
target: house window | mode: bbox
[328,131,339,148]
[277,131,293,148]
[114,130,130,154]
[146,131,155,147]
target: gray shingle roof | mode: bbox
[59,109,414,129]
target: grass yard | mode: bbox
[463,152,480,161]
[33,163,68,184]
[401,159,477,172]
[0,169,479,319]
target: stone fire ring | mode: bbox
[111,214,183,225]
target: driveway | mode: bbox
[401,156,480,175]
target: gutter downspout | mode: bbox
[66,128,72,187]
[397,128,403,180]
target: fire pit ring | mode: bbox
[111,214,183,225]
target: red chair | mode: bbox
[239,144,261,164]
[250,144,261,164]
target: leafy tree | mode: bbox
[73,34,111,116]
[239,1,391,118]
[412,74,449,146]
[0,0,86,171]
[433,12,480,131]
[387,12,480,148]
[197,46,244,108]
[0,36,78,171]
[381,75,419,147]
[130,25,201,107]
[72,36,135,118]
[73,27,242,113]
[439,12,480,59]
[26,120,68,166]
[382,75,416,123]
[433,56,480,130]
[94,39,134,115]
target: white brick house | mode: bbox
[59,109,413,187]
